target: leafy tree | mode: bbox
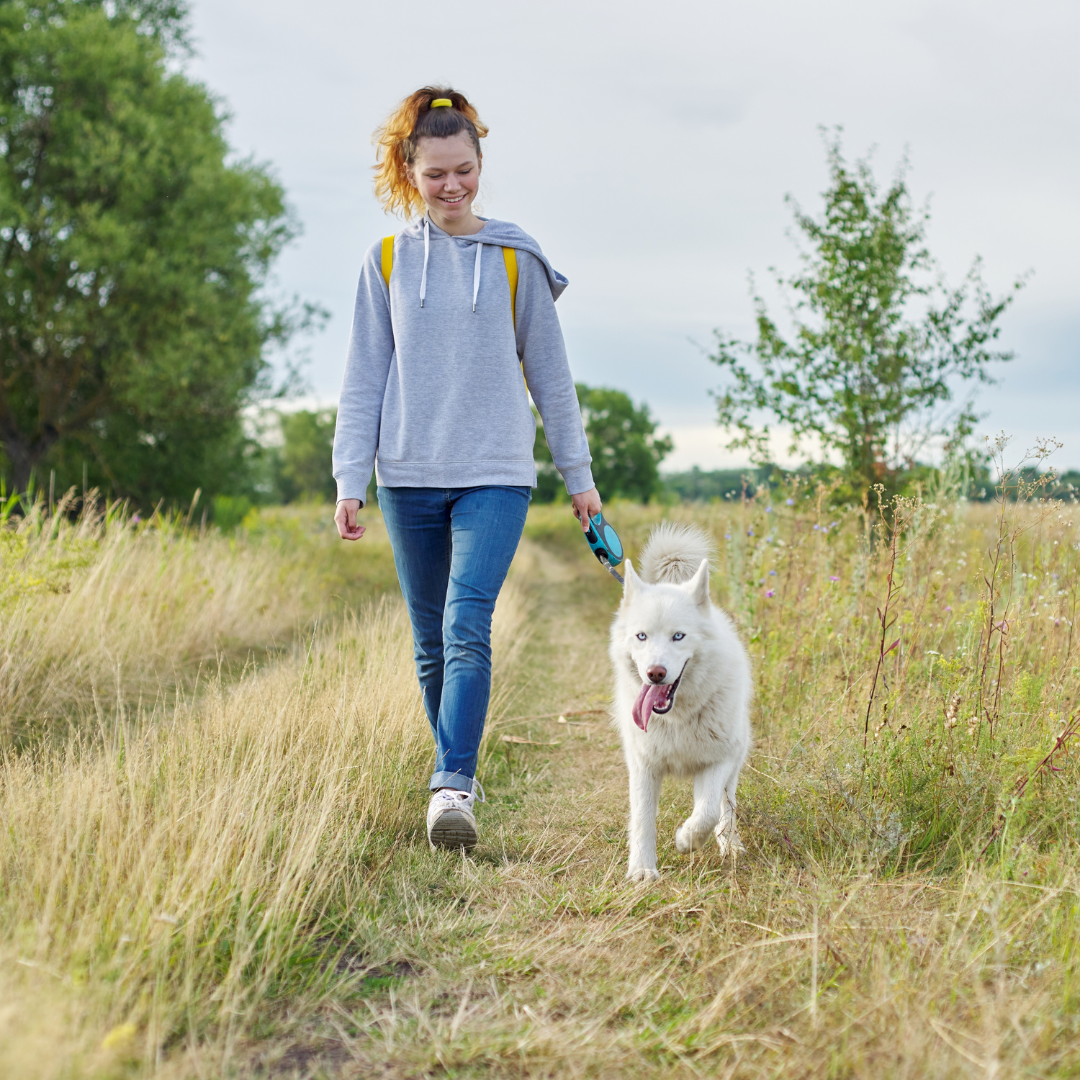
[0,0,312,501]
[271,408,337,504]
[534,384,673,503]
[710,132,1021,503]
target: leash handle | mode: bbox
[582,511,624,577]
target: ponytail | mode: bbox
[373,86,488,219]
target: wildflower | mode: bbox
[724,534,731,540]
[747,529,754,536]
[829,575,839,582]
[945,606,953,612]
[765,589,775,598]
[813,524,820,531]
[786,498,794,506]
[132,514,142,524]
[765,506,772,513]
[769,570,777,576]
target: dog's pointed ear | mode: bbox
[684,558,711,609]
[622,559,640,600]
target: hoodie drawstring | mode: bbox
[472,243,483,312]
[419,217,430,308]
[419,219,486,312]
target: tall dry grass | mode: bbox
[0,496,396,744]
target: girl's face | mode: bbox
[408,133,482,231]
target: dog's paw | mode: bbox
[626,866,660,883]
[675,821,709,853]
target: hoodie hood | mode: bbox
[400,216,569,306]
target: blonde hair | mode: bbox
[372,86,488,219]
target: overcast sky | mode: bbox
[186,0,1080,471]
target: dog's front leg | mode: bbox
[714,764,745,857]
[675,761,729,853]
[626,759,661,882]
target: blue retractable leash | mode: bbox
[582,511,625,584]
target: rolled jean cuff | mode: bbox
[430,770,474,793]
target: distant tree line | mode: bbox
[662,466,772,502]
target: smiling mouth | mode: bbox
[440,193,467,204]
[632,669,684,732]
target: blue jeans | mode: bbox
[378,485,531,793]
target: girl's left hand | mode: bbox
[571,487,603,532]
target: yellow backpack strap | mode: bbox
[502,246,526,391]
[502,246,518,330]
[380,235,394,289]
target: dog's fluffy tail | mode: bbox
[639,522,715,585]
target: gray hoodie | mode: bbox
[332,216,594,506]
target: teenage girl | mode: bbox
[333,87,601,850]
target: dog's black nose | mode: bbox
[647,665,667,684]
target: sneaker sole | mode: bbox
[428,809,478,850]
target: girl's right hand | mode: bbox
[334,499,365,541]
[571,487,603,532]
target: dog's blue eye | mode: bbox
[673,632,685,641]
[636,632,647,641]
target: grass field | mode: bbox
[1,487,1078,1078]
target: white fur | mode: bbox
[610,523,752,881]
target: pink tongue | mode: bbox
[632,683,670,732]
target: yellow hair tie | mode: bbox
[430,98,453,108]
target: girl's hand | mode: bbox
[571,487,603,532]
[335,499,365,541]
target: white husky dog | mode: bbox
[610,523,752,881]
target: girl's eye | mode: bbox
[636,632,647,641]
[673,632,685,641]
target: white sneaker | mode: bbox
[426,779,485,850]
